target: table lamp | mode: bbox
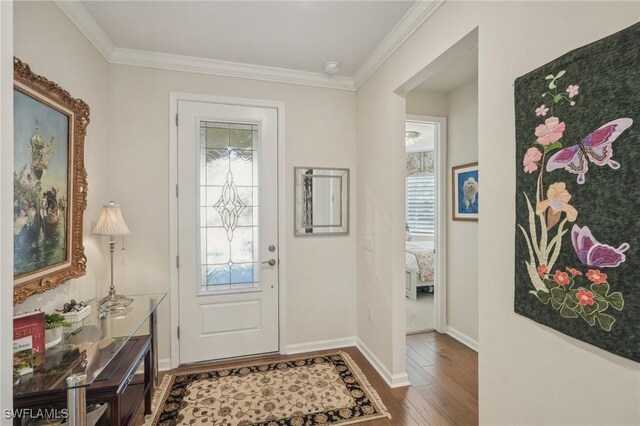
[93,201,132,310]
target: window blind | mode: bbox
[406,174,435,237]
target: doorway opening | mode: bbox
[398,28,479,399]
[405,116,445,335]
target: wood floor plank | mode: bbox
[134,332,478,425]
[401,386,452,426]
[411,338,478,385]
[423,364,478,408]
[407,343,433,365]
[406,333,478,425]
[405,359,432,387]
[406,341,436,366]
[415,383,478,426]
[423,337,478,371]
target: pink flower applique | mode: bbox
[553,270,570,286]
[535,117,566,146]
[566,85,579,98]
[537,264,548,278]
[523,147,543,173]
[587,269,607,285]
[576,288,594,306]
[565,267,582,276]
[535,105,549,117]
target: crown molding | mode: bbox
[109,47,355,91]
[352,0,446,89]
[54,0,354,90]
[54,1,445,92]
[55,0,114,61]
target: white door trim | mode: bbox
[405,114,447,333]
[169,92,286,368]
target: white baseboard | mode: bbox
[159,358,172,371]
[446,326,479,352]
[356,338,410,388]
[136,357,173,375]
[285,337,357,355]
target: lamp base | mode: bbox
[98,292,133,312]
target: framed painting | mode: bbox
[452,162,478,221]
[13,58,89,304]
[514,23,639,362]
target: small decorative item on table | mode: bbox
[58,299,92,323]
[44,313,71,349]
[13,311,45,376]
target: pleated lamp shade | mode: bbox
[93,201,130,236]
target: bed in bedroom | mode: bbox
[406,240,435,300]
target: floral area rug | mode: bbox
[146,352,390,425]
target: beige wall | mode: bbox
[356,1,639,424]
[1,0,14,413]
[13,1,111,315]
[356,83,404,374]
[446,78,478,342]
[107,65,357,360]
[12,1,357,365]
[406,89,448,117]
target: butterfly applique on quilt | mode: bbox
[517,67,633,333]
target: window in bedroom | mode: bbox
[406,173,435,237]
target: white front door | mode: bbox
[177,100,279,363]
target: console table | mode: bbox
[13,293,166,425]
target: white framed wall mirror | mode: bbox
[294,167,349,236]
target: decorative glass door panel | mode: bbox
[178,100,278,363]
[198,121,260,293]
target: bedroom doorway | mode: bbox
[405,115,446,334]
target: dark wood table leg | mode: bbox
[111,396,121,426]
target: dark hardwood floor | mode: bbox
[399,333,478,425]
[135,332,478,425]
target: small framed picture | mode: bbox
[452,162,478,221]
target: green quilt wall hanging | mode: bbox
[514,22,639,362]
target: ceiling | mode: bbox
[414,48,477,93]
[81,1,416,77]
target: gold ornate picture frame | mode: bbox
[13,58,89,304]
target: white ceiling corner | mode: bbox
[54,1,445,91]
[55,1,114,61]
[352,0,446,89]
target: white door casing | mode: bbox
[177,100,279,363]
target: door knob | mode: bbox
[262,259,276,266]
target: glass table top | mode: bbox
[14,293,166,396]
